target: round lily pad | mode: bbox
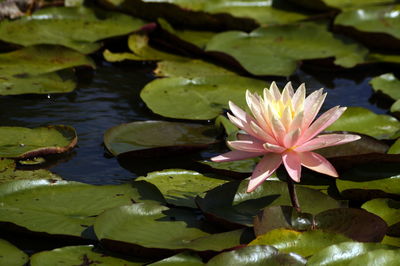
[0,179,164,237]
[326,107,400,139]
[140,76,267,120]
[0,7,147,54]
[206,245,306,266]
[347,249,400,266]
[307,242,398,266]
[205,22,367,76]
[94,202,251,252]
[0,125,77,158]
[249,229,351,257]
[0,238,28,266]
[196,180,341,227]
[104,121,218,157]
[389,138,400,154]
[362,198,400,226]
[148,252,204,266]
[30,245,147,266]
[0,158,62,184]
[136,169,228,208]
[370,73,400,113]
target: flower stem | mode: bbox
[287,178,301,212]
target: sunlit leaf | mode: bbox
[149,252,204,266]
[362,198,400,226]
[0,238,28,266]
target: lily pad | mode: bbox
[94,202,252,252]
[347,249,400,265]
[335,5,400,40]
[140,76,267,120]
[206,245,306,266]
[205,22,368,76]
[199,158,260,175]
[104,121,218,157]
[136,169,228,208]
[0,158,62,184]
[0,238,28,266]
[0,6,147,54]
[326,107,400,139]
[388,138,400,154]
[337,162,400,199]
[307,242,398,266]
[254,206,388,242]
[362,198,400,226]
[0,179,164,237]
[0,125,77,158]
[249,229,351,257]
[149,252,204,266]
[196,180,341,227]
[370,73,400,113]
[30,245,146,266]
[104,33,187,62]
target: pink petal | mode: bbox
[282,151,302,182]
[300,106,346,144]
[289,110,304,132]
[211,150,263,162]
[282,82,294,103]
[295,133,361,152]
[263,143,286,153]
[227,113,256,137]
[281,106,293,131]
[283,128,301,148]
[247,153,282,192]
[292,84,305,110]
[229,101,250,122]
[250,121,278,144]
[299,151,338,177]
[270,82,282,101]
[302,89,326,130]
[228,140,265,152]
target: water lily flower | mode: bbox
[211,82,360,192]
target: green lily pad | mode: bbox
[254,206,388,242]
[0,179,164,237]
[199,158,260,175]
[335,5,400,40]
[205,22,368,76]
[362,198,400,226]
[0,238,28,266]
[307,242,398,266]
[326,107,400,139]
[104,121,218,157]
[154,60,236,78]
[337,163,400,199]
[94,202,252,252]
[141,76,267,120]
[0,158,62,184]
[196,180,341,227]
[382,235,400,247]
[136,169,228,208]
[104,33,187,62]
[30,245,147,266]
[0,125,77,158]
[388,138,400,154]
[370,73,400,113]
[249,229,350,257]
[347,249,400,266]
[0,6,147,54]
[206,245,306,266]
[149,252,204,266]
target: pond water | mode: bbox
[0,59,389,185]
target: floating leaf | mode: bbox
[206,245,306,266]
[326,107,400,139]
[0,179,164,237]
[337,163,400,199]
[0,238,28,266]
[0,158,62,184]
[370,73,400,113]
[149,252,204,266]
[199,158,259,175]
[94,202,252,253]
[346,249,400,265]
[30,245,146,266]
[254,206,387,242]
[335,5,400,40]
[104,33,187,62]
[388,138,400,154]
[205,22,368,76]
[307,242,398,266]
[141,76,267,120]
[362,198,400,226]
[249,229,350,257]
[0,125,77,158]
[136,169,228,208]
[0,6,147,53]
[104,121,218,157]
[196,180,341,227]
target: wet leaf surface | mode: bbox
[0,238,28,266]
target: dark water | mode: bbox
[0,61,390,185]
